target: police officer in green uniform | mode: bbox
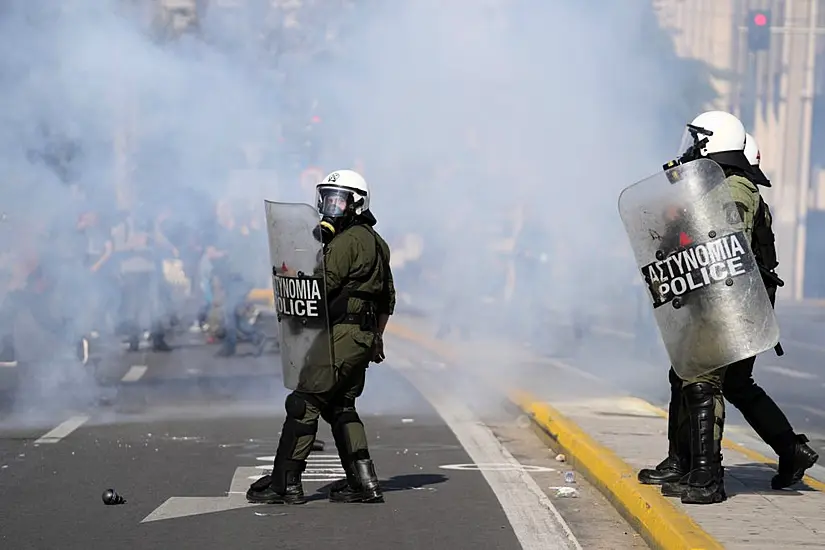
[247,169,395,505]
[639,127,819,498]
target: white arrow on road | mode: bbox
[141,467,262,523]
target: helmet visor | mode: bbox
[316,186,351,218]
[676,123,713,162]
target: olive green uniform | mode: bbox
[256,219,394,503]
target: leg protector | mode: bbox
[329,406,369,497]
[640,368,690,485]
[247,393,317,505]
[327,406,383,503]
[680,382,726,505]
[325,407,361,496]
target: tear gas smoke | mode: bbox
[0,0,712,425]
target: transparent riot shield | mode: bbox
[264,201,334,391]
[617,158,780,379]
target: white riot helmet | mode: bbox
[744,132,772,186]
[315,169,370,219]
[744,132,761,166]
[677,110,747,161]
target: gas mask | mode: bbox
[314,186,361,244]
[313,217,338,244]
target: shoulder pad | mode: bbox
[725,174,758,193]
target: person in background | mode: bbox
[110,210,171,352]
[77,210,116,336]
[205,199,264,357]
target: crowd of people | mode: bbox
[0,186,272,370]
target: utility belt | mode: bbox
[329,290,379,332]
[336,309,378,332]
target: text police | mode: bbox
[275,275,322,317]
[643,231,755,308]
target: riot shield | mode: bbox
[264,201,334,392]
[618,158,780,380]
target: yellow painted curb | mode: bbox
[510,390,723,550]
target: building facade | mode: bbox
[654,0,825,300]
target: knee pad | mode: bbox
[332,408,363,432]
[285,393,307,419]
[281,393,318,440]
[682,381,718,407]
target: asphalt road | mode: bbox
[0,335,647,550]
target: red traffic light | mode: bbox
[753,12,768,26]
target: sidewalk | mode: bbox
[523,394,825,550]
[387,316,825,550]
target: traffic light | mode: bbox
[747,9,772,51]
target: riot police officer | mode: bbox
[647,134,819,489]
[636,112,756,505]
[247,169,395,505]
[637,113,818,504]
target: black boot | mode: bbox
[328,459,359,498]
[681,382,727,505]
[246,459,306,505]
[639,441,689,485]
[772,434,820,490]
[639,368,689,485]
[329,459,384,503]
[661,472,689,497]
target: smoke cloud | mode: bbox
[0,0,715,424]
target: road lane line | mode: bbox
[394,361,582,550]
[762,365,818,380]
[34,416,90,444]
[121,365,148,383]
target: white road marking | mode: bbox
[797,405,825,419]
[394,363,582,550]
[142,467,262,522]
[782,338,825,354]
[251,454,346,483]
[440,463,556,473]
[255,454,340,462]
[761,365,818,380]
[121,365,148,383]
[34,416,90,444]
[244,473,345,483]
